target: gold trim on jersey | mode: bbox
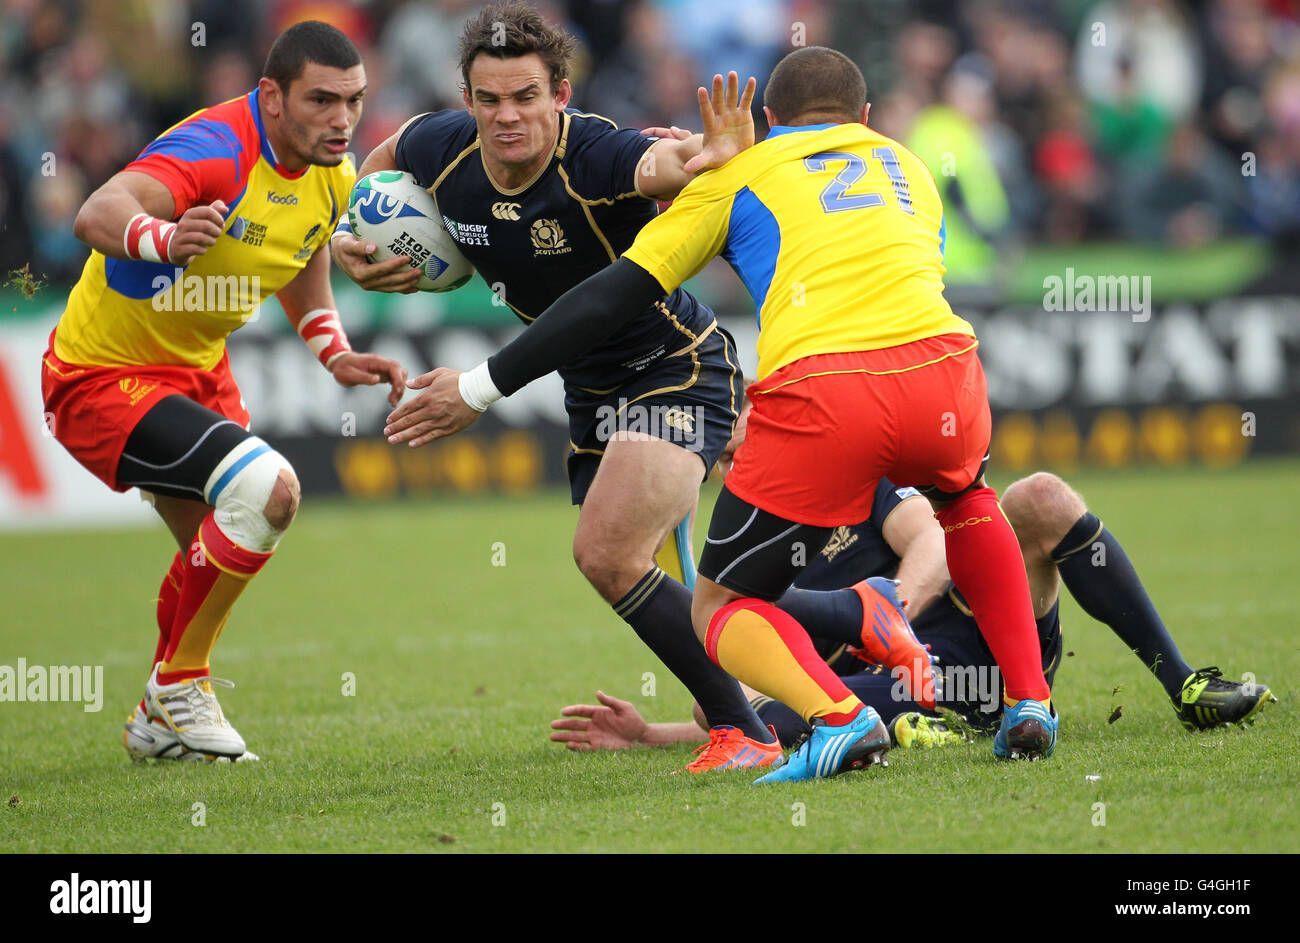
[751,339,980,395]
[481,113,562,196]
[613,347,702,417]
[719,325,740,437]
[501,296,535,323]
[665,319,717,358]
[556,163,617,261]
[569,110,617,130]
[948,586,974,617]
[428,140,481,195]
[653,299,703,347]
[569,441,606,456]
[555,111,572,159]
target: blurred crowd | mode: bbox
[2,0,1298,286]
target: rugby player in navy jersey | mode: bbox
[549,467,1275,753]
[332,2,782,770]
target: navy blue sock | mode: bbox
[614,568,775,743]
[754,672,913,748]
[774,587,864,645]
[1052,513,1193,697]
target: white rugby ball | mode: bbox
[347,170,474,292]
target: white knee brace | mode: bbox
[203,437,296,553]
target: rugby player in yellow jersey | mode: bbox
[399,48,1059,780]
[42,21,405,761]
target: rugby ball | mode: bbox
[347,170,474,292]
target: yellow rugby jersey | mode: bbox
[54,89,353,371]
[623,122,974,379]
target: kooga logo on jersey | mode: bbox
[266,191,299,205]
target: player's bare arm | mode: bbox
[636,72,756,200]
[277,241,408,406]
[73,170,227,267]
[330,116,426,293]
[880,495,951,619]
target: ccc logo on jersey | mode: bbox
[530,218,570,255]
[492,202,521,221]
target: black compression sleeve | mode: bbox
[486,258,667,396]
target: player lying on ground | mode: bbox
[338,2,787,772]
[383,49,1059,780]
[44,22,405,762]
[550,472,1275,755]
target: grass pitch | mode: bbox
[1,460,1296,853]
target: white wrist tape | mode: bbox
[458,361,503,412]
[124,213,178,263]
[296,308,352,368]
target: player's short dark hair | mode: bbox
[458,1,577,94]
[263,20,362,90]
[764,46,867,126]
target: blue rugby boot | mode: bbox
[994,698,1057,760]
[753,706,889,784]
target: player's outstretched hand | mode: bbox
[331,233,421,293]
[686,71,757,175]
[384,367,479,446]
[329,352,409,407]
[549,691,648,751]
[168,200,228,266]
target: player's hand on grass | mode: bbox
[686,71,757,175]
[384,367,479,446]
[168,200,228,266]
[331,233,421,293]
[329,352,409,407]
[549,691,648,751]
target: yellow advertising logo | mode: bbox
[117,377,157,406]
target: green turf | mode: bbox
[1,460,1296,853]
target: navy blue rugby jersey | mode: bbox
[395,109,717,390]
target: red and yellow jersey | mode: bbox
[53,89,354,371]
[624,122,974,380]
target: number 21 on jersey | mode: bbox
[803,148,914,216]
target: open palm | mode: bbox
[684,71,757,175]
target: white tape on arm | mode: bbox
[458,361,503,412]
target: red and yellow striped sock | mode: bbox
[705,598,863,725]
[140,550,186,709]
[152,550,184,667]
[158,514,271,684]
